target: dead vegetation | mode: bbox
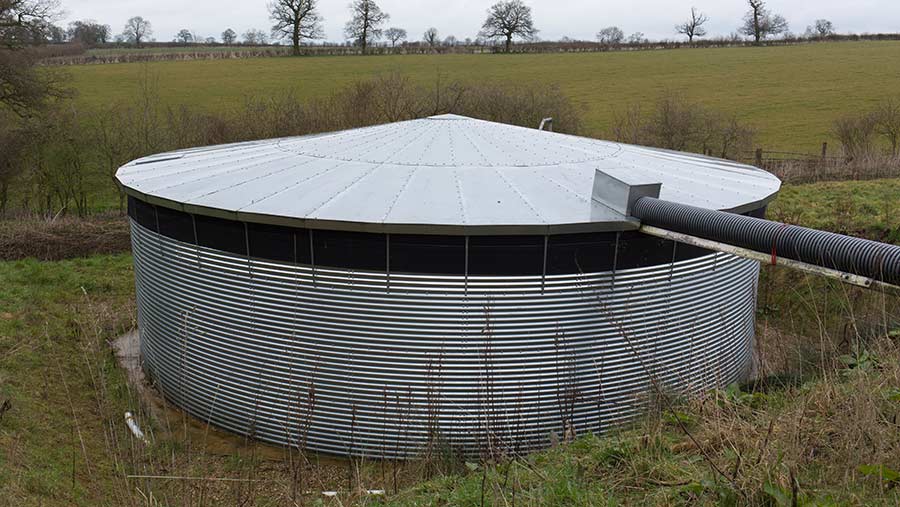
[0,212,130,261]
[762,97,900,184]
[610,93,900,185]
[611,92,756,161]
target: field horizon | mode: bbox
[66,40,900,154]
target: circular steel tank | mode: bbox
[118,115,781,458]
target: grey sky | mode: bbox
[60,0,900,43]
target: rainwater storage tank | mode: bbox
[117,115,781,458]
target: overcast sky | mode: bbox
[59,0,900,43]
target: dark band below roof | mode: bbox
[129,196,767,277]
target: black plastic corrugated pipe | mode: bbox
[632,197,900,286]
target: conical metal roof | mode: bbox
[116,114,781,234]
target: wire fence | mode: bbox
[739,145,900,184]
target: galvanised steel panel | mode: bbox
[132,220,759,459]
[116,115,781,235]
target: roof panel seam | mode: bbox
[133,153,297,194]
[302,122,441,218]
[235,159,349,212]
[492,168,547,223]
[186,156,321,203]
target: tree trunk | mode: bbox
[361,26,368,55]
[292,27,300,56]
[505,35,512,53]
[753,11,761,43]
[0,180,7,216]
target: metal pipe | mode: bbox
[633,197,900,286]
[640,225,900,296]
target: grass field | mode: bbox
[1,179,898,505]
[66,41,900,153]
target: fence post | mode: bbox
[755,148,763,167]
[821,142,828,160]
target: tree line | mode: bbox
[8,0,849,57]
[259,0,832,56]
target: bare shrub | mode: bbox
[712,115,756,160]
[611,93,755,160]
[94,104,140,213]
[233,93,312,139]
[164,104,234,149]
[833,113,877,162]
[14,107,94,217]
[365,72,430,122]
[611,105,644,145]
[874,99,900,157]
[452,82,583,134]
[245,71,583,136]
[0,125,27,214]
[644,92,703,151]
[832,98,900,161]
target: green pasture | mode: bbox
[67,41,900,152]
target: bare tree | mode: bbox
[627,32,647,44]
[0,0,68,116]
[269,0,323,56]
[384,27,406,47]
[675,7,708,43]
[444,35,457,47]
[122,16,152,46]
[807,19,835,38]
[479,0,537,53]
[221,28,236,44]
[596,26,624,45]
[46,23,64,43]
[242,28,269,45]
[175,29,193,44]
[0,0,60,49]
[739,0,788,43]
[344,0,389,55]
[423,27,439,48]
[67,20,110,46]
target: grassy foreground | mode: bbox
[66,41,900,152]
[0,179,898,506]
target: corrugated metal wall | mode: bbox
[132,220,760,458]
